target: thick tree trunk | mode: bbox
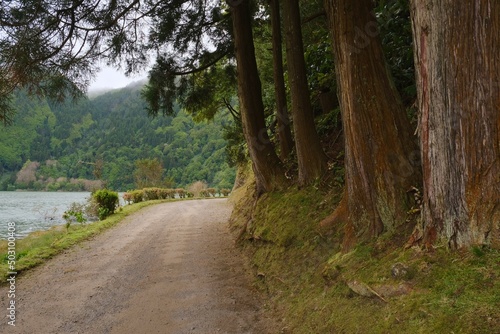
[410,0,500,249]
[230,0,286,194]
[323,0,420,247]
[269,0,294,161]
[283,0,328,186]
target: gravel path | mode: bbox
[0,199,279,333]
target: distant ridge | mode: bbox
[87,79,147,99]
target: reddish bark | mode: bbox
[323,0,420,247]
[411,0,500,249]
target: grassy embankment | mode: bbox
[230,171,500,333]
[0,199,175,283]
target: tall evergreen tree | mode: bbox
[230,0,286,194]
[410,0,500,249]
[283,0,328,186]
[269,0,294,161]
[322,0,420,248]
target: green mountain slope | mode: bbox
[0,86,235,191]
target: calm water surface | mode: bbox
[0,191,92,239]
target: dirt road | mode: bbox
[0,199,279,333]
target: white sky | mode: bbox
[88,66,148,91]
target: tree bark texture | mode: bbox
[411,0,500,249]
[283,0,328,186]
[324,0,420,247]
[269,0,294,161]
[230,0,286,194]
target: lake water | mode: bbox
[0,191,93,239]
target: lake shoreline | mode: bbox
[0,191,93,239]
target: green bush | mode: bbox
[130,190,144,203]
[175,188,186,198]
[97,207,110,221]
[92,189,119,220]
[124,187,190,203]
[157,188,172,199]
[143,187,161,200]
[123,192,133,204]
[220,188,231,196]
[62,202,88,231]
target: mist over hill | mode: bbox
[87,79,148,99]
[0,86,235,191]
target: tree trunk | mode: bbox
[322,0,420,248]
[410,0,500,249]
[283,0,328,186]
[230,0,286,194]
[269,0,294,161]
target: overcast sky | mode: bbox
[88,66,148,92]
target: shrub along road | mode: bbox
[0,199,279,333]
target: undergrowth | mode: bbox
[230,176,500,333]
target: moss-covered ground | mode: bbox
[230,177,500,333]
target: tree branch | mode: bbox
[302,10,326,24]
[168,50,230,75]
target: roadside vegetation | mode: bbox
[230,171,500,333]
[122,186,231,204]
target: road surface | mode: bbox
[0,199,279,333]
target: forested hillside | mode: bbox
[0,85,235,191]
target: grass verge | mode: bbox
[230,178,500,333]
[0,199,171,284]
